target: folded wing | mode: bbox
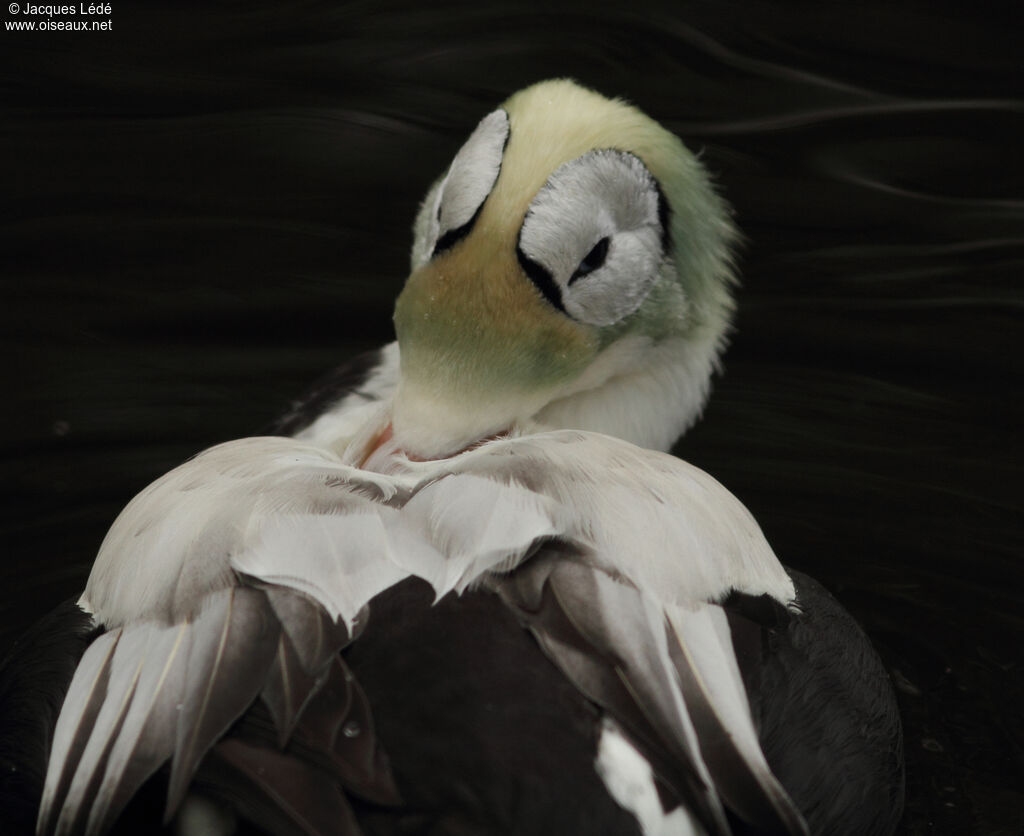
[40,430,807,834]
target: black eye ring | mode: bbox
[431,220,472,258]
[569,237,610,285]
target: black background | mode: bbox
[1,1,1021,832]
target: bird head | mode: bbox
[390,79,737,459]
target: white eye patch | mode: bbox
[426,108,509,257]
[517,150,667,326]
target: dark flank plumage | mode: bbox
[726,573,905,836]
[0,601,97,835]
[0,571,903,835]
[341,578,647,836]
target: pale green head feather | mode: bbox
[392,79,737,457]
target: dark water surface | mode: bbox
[2,2,1021,832]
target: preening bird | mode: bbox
[1,80,903,836]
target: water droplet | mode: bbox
[921,737,944,752]
[343,721,361,738]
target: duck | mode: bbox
[0,79,903,836]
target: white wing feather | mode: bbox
[411,430,796,607]
[81,430,793,629]
[85,622,189,835]
[46,428,801,833]
[55,626,153,835]
[37,630,120,835]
